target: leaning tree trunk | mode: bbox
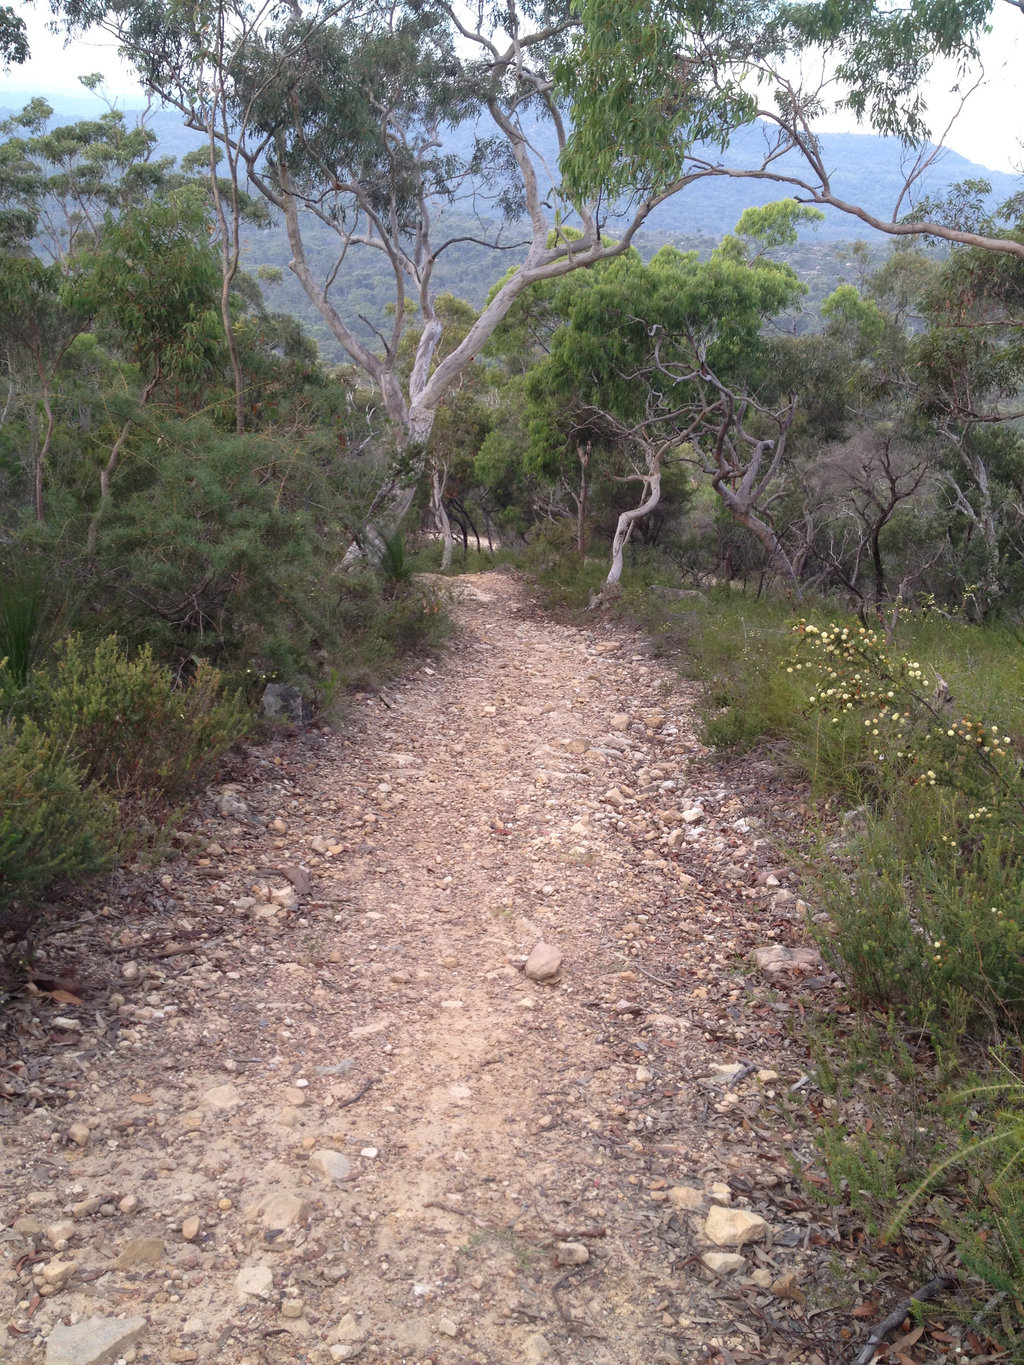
[606,454,663,587]
[716,489,803,598]
[430,461,454,572]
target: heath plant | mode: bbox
[791,620,1024,1036]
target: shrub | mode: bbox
[787,620,1024,1035]
[89,419,349,681]
[0,718,117,934]
[33,635,251,824]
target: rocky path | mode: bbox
[2,572,840,1365]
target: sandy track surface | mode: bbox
[2,572,835,1365]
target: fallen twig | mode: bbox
[635,963,679,989]
[552,1266,605,1339]
[850,1274,957,1365]
[336,1075,378,1109]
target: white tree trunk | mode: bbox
[431,463,454,571]
[606,456,662,586]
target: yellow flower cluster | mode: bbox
[941,716,1011,757]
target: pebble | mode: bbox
[118,1195,139,1214]
[281,1299,305,1319]
[524,1332,552,1363]
[332,1312,366,1343]
[702,1251,747,1274]
[610,714,630,731]
[67,1122,91,1147]
[181,1215,201,1241]
[41,1258,77,1286]
[257,1192,311,1230]
[46,1220,75,1249]
[437,1316,458,1337]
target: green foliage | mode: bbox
[0,717,116,932]
[0,566,56,690]
[686,599,1024,1038]
[378,530,413,592]
[75,187,224,391]
[31,634,251,824]
[88,418,349,679]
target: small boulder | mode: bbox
[704,1205,768,1247]
[523,942,562,983]
[261,683,311,725]
[702,1251,747,1274]
[309,1149,353,1185]
[45,1315,146,1365]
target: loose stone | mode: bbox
[309,1149,353,1185]
[44,1315,146,1365]
[524,942,562,982]
[704,1206,768,1247]
[235,1264,274,1298]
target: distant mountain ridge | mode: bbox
[3,93,1019,245]
[4,92,1018,362]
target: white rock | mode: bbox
[523,942,562,982]
[45,1315,146,1365]
[609,714,630,732]
[236,1264,274,1298]
[710,1062,746,1081]
[681,807,704,823]
[702,1251,747,1274]
[704,1205,768,1247]
[309,1149,353,1185]
[524,1332,552,1363]
[332,1313,366,1343]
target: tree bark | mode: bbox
[606,453,662,586]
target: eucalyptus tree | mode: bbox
[521,204,817,590]
[560,0,1024,261]
[44,0,1022,550]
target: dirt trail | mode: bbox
[2,572,835,1365]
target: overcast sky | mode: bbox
[5,1,1022,175]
